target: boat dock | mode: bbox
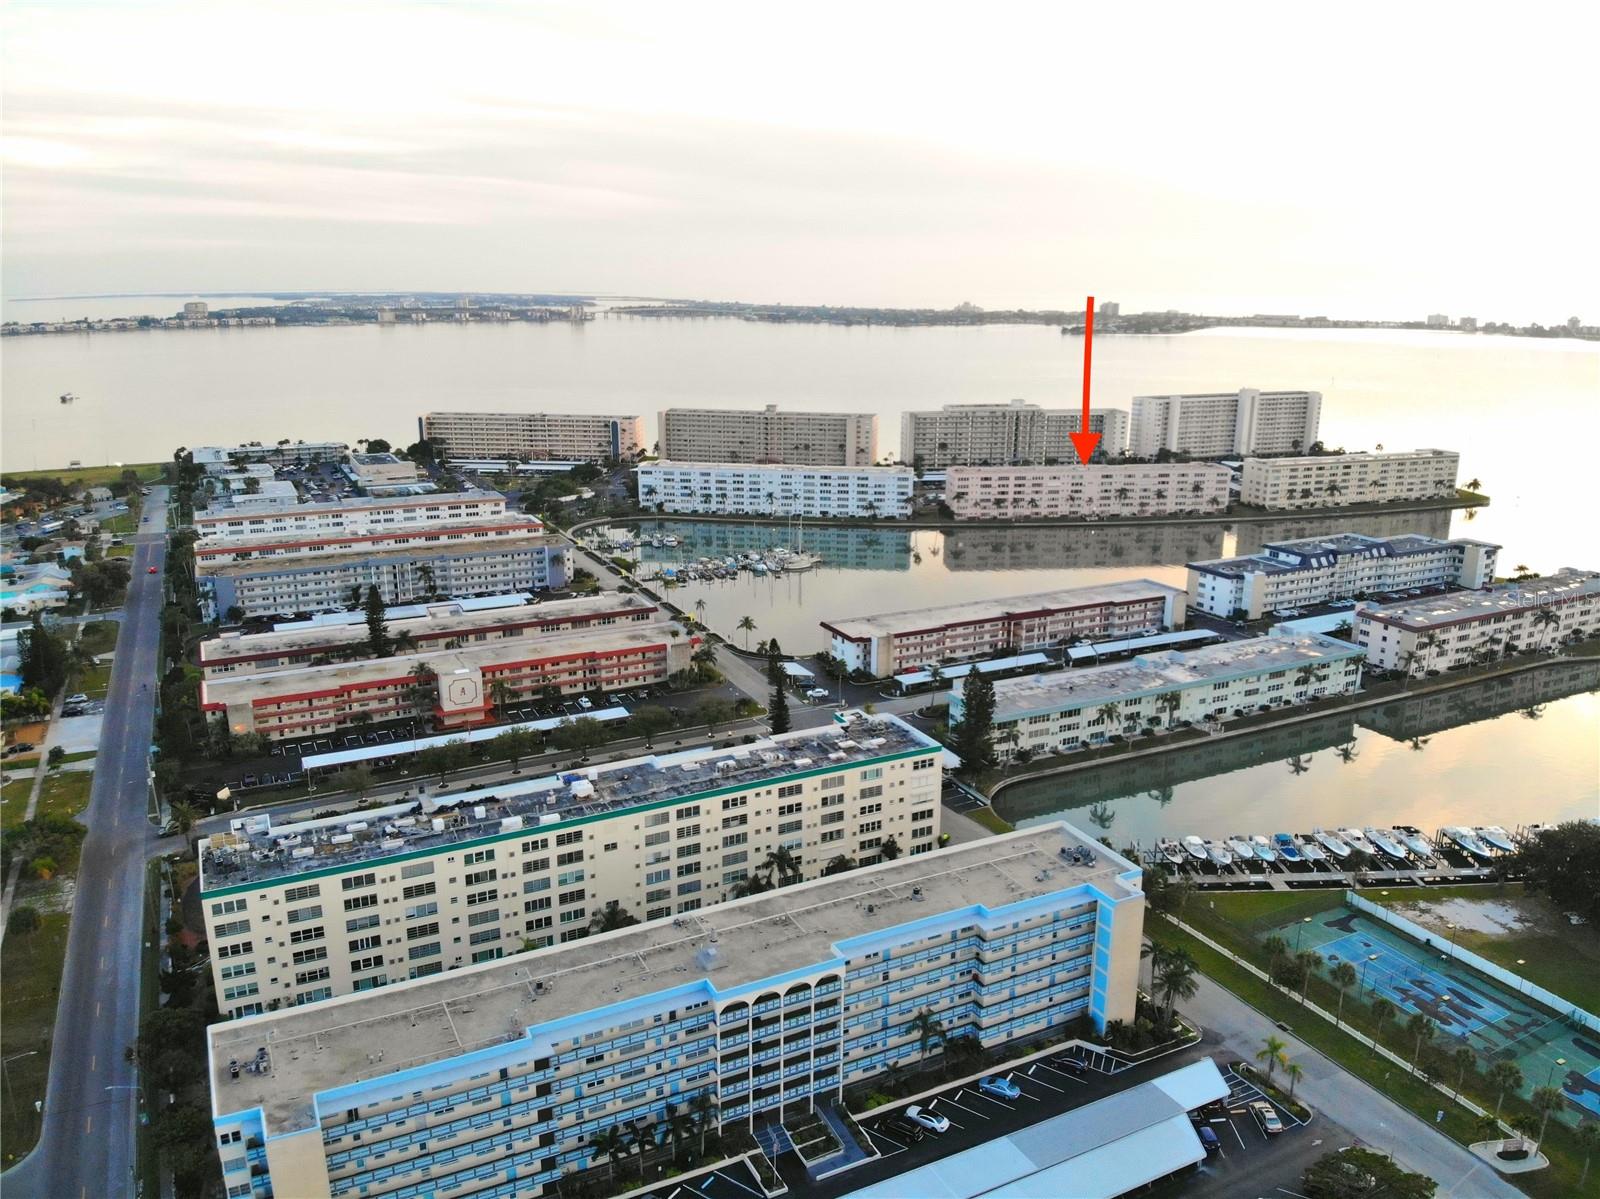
[1139,823,1528,892]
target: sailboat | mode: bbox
[783,513,819,571]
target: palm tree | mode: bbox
[1286,754,1312,776]
[730,871,773,899]
[1408,735,1430,753]
[1576,1120,1600,1189]
[909,1009,947,1060]
[1262,934,1290,976]
[694,597,708,625]
[1155,947,1198,1028]
[488,677,514,713]
[1095,701,1123,732]
[763,845,801,886]
[393,629,418,654]
[1325,481,1344,498]
[1450,1045,1477,1099]
[1294,949,1323,1004]
[589,901,641,934]
[823,854,857,876]
[1487,1060,1524,1121]
[1330,961,1358,1026]
[878,836,902,861]
[1406,1013,1436,1074]
[737,615,757,649]
[1531,607,1560,650]
[1465,477,1482,492]
[415,561,436,596]
[1369,996,1396,1055]
[1284,1060,1304,1101]
[1531,1085,1565,1150]
[591,1126,628,1183]
[1155,691,1181,728]
[689,1089,717,1154]
[1256,1034,1288,1085]
[1334,741,1359,765]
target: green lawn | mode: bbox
[967,807,1014,835]
[1,777,36,831]
[78,620,121,657]
[75,662,114,699]
[1365,884,1600,1013]
[36,771,93,822]
[2,462,163,487]
[0,911,70,1166]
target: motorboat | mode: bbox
[1157,839,1186,867]
[752,562,768,575]
[1227,835,1255,861]
[1313,828,1352,858]
[1341,828,1376,856]
[1442,826,1494,860]
[662,535,679,548]
[1365,828,1411,861]
[1203,839,1233,868]
[1250,835,1278,862]
[1477,826,1515,853]
[1298,839,1328,864]
[1272,833,1304,862]
[1182,835,1208,862]
[1396,827,1437,859]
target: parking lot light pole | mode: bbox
[2,1050,38,1109]
[1359,953,1379,996]
[1547,1057,1567,1087]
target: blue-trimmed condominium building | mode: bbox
[198,714,944,1017]
[955,630,1363,761]
[208,822,1144,1199]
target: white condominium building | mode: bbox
[200,620,695,740]
[1187,532,1501,619]
[900,400,1130,467]
[1129,389,1321,458]
[198,592,664,678]
[954,631,1363,761]
[1354,568,1600,673]
[421,411,644,462]
[823,580,1186,677]
[346,452,422,489]
[945,462,1231,519]
[636,461,914,518]
[197,713,945,1014]
[1240,449,1460,510]
[191,441,349,468]
[660,405,878,466]
[207,823,1143,1199]
[193,491,510,540]
[194,517,567,621]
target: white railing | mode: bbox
[1343,891,1600,1034]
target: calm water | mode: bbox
[993,660,1600,844]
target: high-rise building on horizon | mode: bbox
[659,405,877,466]
[900,399,1129,467]
[1128,388,1321,459]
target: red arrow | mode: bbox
[1068,295,1101,465]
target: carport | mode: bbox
[299,707,630,776]
[842,1058,1229,1199]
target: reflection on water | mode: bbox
[597,506,1461,653]
[994,661,1600,846]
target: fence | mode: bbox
[1343,891,1600,1035]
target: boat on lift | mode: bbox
[1365,827,1411,861]
[1181,835,1208,862]
[1442,826,1494,860]
[1313,828,1352,858]
[1272,833,1304,862]
[1157,839,1186,867]
[1298,838,1328,864]
[1203,839,1233,868]
[662,535,679,548]
[1250,835,1278,862]
[1226,835,1255,861]
[1396,827,1436,859]
[1477,826,1515,853]
[1341,828,1377,857]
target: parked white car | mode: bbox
[903,1105,949,1133]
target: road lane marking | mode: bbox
[90,1056,96,1072]
[84,1116,92,1133]
[95,1001,101,1017]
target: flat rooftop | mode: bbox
[193,490,505,524]
[1359,569,1600,630]
[982,632,1361,720]
[199,714,937,892]
[351,452,408,466]
[196,531,559,578]
[201,621,684,711]
[642,461,912,476]
[209,822,1140,1135]
[1244,448,1456,467]
[1191,532,1491,577]
[199,592,657,665]
[824,580,1183,641]
[194,512,535,554]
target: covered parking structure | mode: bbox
[1065,628,1221,665]
[299,707,630,777]
[889,652,1053,693]
[842,1057,1228,1199]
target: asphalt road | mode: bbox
[3,487,169,1199]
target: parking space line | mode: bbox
[1022,1066,1066,1093]
[1004,1073,1040,1100]
[1229,1119,1248,1150]
[938,1094,986,1118]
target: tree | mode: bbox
[18,612,68,695]
[1450,1045,1476,1098]
[1405,1013,1436,1074]
[1154,946,1198,1028]
[952,670,997,777]
[1302,1146,1436,1199]
[417,739,469,787]
[693,597,708,625]
[1577,1120,1600,1189]
[589,900,640,934]
[494,727,539,773]
[1329,961,1358,1026]
[1294,949,1324,1004]
[550,717,609,758]
[763,845,800,886]
[1256,1034,1288,1085]
[169,800,198,833]
[908,1009,946,1059]
[1369,997,1395,1054]
[737,615,757,649]
[6,904,41,940]
[591,1126,628,1184]
[488,677,514,714]
[1284,1060,1304,1100]
[153,1102,221,1191]
[730,871,773,898]
[363,585,390,657]
[1155,690,1181,727]
[335,765,374,800]
[689,1088,717,1154]
[626,705,676,747]
[1262,934,1290,975]
[693,697,735,732]
[1506,821,1600,924]
[1487,1059,1524,1121]
[766,639,791,734]
[823,854,857,876]
[1530,1085,1564,1149]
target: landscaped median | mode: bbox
[1148,901,1592,1198]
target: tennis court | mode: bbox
[1273,907,1600,1124]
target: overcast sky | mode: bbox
[4,1,1597,321]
